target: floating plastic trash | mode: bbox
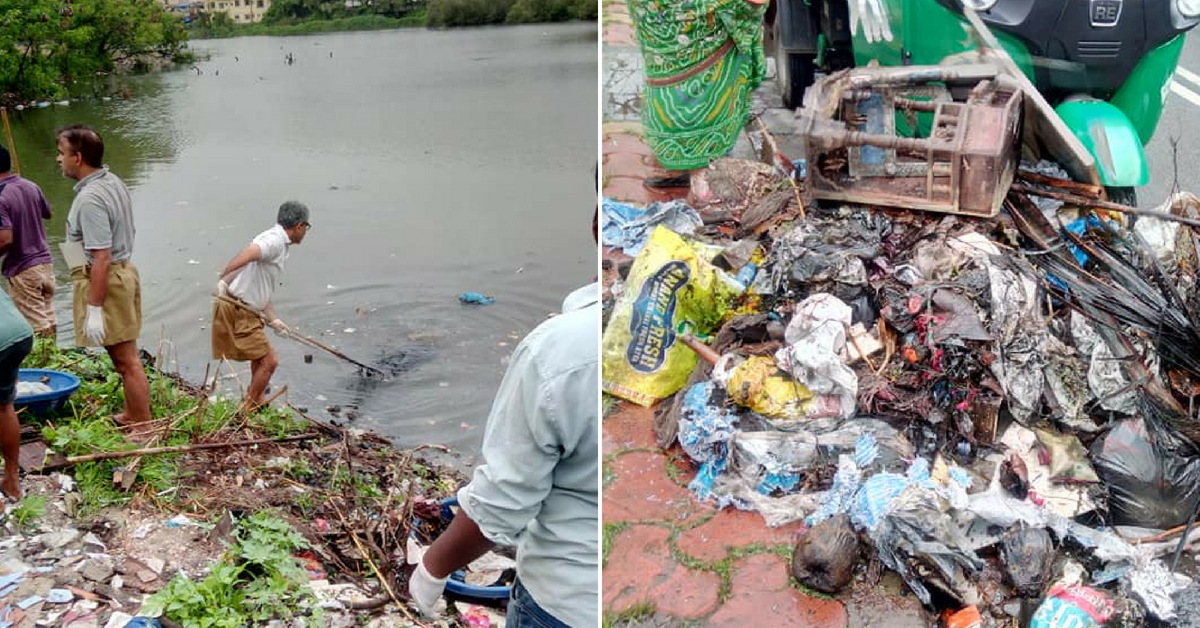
[458,292,495,306]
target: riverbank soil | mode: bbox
[0,341,483,628]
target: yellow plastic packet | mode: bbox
[721,355,815,420]
[602,226,743,406]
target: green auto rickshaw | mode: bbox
[769,0,1200,203]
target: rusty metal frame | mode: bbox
[796,64,1023,218]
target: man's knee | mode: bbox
[257,350,279,373]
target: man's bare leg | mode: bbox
[106,340,151,425]
[0,403,21,503]
[246,348,279,410]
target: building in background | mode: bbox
[160,0,270,23]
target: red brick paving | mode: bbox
[603,450,714,526]
[675,509,804,563]
[603,132,654,156]
[603,151,660,177]
[708,555,849,628]
[603,403,657,455]
[603,524,722,618]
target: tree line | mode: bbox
[0,0,188,105]
[260,0,596,27]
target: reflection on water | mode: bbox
[4,23,598,457]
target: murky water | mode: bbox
[4,23,598,457]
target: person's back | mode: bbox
[0,175,52,279]
[457,284,599,627]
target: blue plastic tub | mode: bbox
[15,369,81,415]
[410,496,513,601]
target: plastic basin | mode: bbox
[15,369,82,416]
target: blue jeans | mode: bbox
[508,579,569,628]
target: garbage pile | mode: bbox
[601,70,1200,627]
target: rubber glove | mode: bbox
[216,279,230,298]
[864,0,893,43]
[408,559,448,617]
[84,305,105,345]
[268,318,291,335]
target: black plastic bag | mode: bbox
[1092,412,1200,528]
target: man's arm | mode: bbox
[87,248,112,306]
[219,243,262,284]
[0,229,12,256]
[421,513,495,579]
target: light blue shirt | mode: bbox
[457,283,599,628]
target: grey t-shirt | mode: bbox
[66,167,135,263]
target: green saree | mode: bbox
[628,0,767,170]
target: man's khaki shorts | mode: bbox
[211,298,271,362]
[71,261,142,347]
[7,263,56,333]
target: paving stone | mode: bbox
[603,525,720,620]
[602,451,714,525]
[603,151,661,179]
[602,133,655,157]
[602,403,657,455]
[136,569,157,584]
[603,24,637,46]
[708,554,847,628]
[674,509,803,563]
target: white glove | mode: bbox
[268,318,291,335]
[216,279,230,297]
[850,0,893,43]
[84,305,105,345]
[408,560,448,617]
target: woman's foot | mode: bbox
[645,173,691,189]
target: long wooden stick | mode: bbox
[1012,184,1200,229]
[214,294,387,378]
[1015,169,1103,198]
[0,108,18,176]
[43,433,319,470]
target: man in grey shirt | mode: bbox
[56,124,151,436]
[409,209,599,627]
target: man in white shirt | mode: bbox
[211,201,311,411]
[409,197,600,627]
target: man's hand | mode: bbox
[268,318,291,336]
[408,559,448,617]
[84,305,105,344]
[216,279,230,298]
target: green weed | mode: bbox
[7,495,46,532]
[142,512,319,626]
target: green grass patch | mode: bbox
[141,512,321,626]
[7,495,46,532]
[602,521,627,567]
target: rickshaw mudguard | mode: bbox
[1110,34,1186,146]
[1055,100,1149,188]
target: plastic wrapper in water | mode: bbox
[1091,416,1200,528]
[600,198,703,257]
